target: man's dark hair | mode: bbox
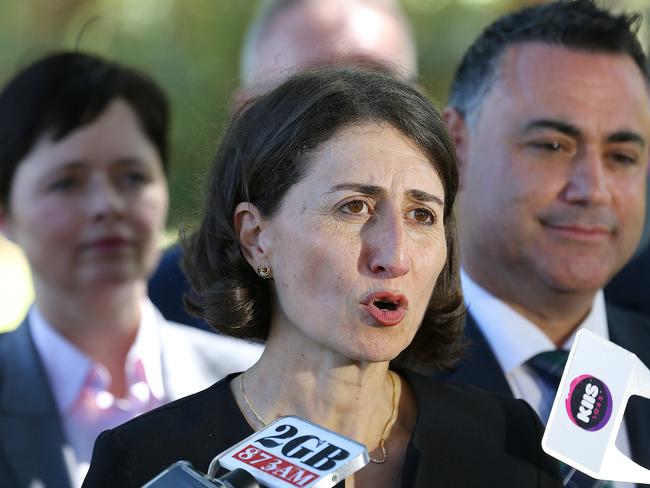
[448,0,649,121]
[183,66,465,370]
[0,51,169,208]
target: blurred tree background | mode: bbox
[0,0,648,330]
[0,0,647,230]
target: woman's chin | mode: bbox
[74,266,145,290]
[341,341,406,365]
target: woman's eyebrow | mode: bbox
[114,157,148,166]
[326,183,444,207]
[406,189,444,208]
[326,183,384,196]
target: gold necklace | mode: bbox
[369,371,397,464]
[239,370,398,465]
[239,371,267,426]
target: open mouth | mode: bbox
[363,292,408,327]
[374,299,399,311]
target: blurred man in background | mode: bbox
[239,0,416,94]
[149,0,418,328]
[440,1,650,486]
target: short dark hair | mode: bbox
[0,51,169,208]
[448,0,649,121]
[183,66,464,369]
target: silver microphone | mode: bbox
[143,416,369,488]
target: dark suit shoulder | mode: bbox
[605,246,650,317]
[607,301,650,366]
[408,369,538,438]
[607,301,650,335]
[0,328,16,368]
[0,323,26,349]
[404,371,562,487]
[431,313,512,395]
[83,373,251,488]
[148,244,209,330]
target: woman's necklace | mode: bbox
[239,370,398,465]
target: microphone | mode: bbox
[143,415,369,488]
[542,329,650,484]
[143,461,258,487]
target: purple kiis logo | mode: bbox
[565,375,613,431]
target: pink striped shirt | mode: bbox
[30,299,167,487]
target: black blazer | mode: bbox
[605,243,650,318]
[438,304,650,483]
[83,371,561,487]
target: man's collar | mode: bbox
[460,269,608,375]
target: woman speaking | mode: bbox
[84,67,561,487]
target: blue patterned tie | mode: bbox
[527,351,613,488]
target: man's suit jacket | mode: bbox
[148,244,209,330]
[438,304,650,476]
[605,246,650,318]
[0,310,263,488]
[605,174,650,320]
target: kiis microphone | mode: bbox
[143,416,370,488]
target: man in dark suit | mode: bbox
[441,1,650,486]
[149,0,418,329]
[605,221,650,317]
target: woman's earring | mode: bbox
[257,264,272,278]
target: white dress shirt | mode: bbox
[30,299,167,487]
[461,270,634,488]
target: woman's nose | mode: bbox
[87,176,126,220]
[366,211,410,278]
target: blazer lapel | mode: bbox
[607,304,650,471]
[438,313,513,396]
[157,313,216,401]
[0,320,74,488]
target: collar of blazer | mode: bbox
[0,319,75,488]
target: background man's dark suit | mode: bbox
[605,247,650,317]
[438,305,650,475]
[604,174,650,319]
[148,244,209,330]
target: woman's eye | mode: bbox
[407,208,435,225]
[48,177,78,192]
[340,200,369,215]
[120,172,149,187]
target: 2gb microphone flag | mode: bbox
[542,329,650,483]
[208,416,369,488]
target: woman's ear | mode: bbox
[234,202,269,267]
[443,107,470,190]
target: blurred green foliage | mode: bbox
[0,0,646,231]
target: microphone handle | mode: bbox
[212,468,260,488]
